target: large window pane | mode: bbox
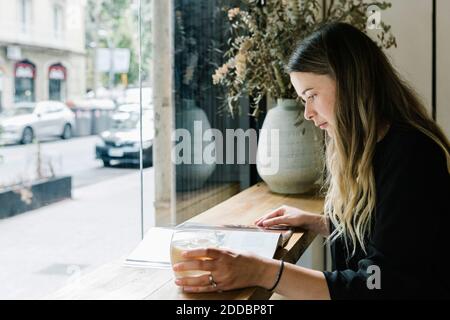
[173,0,258,224]
[0,0,153,299]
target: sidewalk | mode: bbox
[0,168,154,299]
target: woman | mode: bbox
[173,22,450,299]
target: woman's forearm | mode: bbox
[255,257,331,300]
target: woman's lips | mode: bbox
[319,122,328,129]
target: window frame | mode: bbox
[18,0,32,34]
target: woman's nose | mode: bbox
[304,102,315,121]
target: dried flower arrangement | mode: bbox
[212,0,397,117]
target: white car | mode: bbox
[0,101,75,145]
[116,87,152,106]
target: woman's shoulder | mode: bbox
[379,122,446,159]
[373,122,450,218]
[375,122,448,174]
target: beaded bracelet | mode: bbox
[268,260,285,292]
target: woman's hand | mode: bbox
[254,205,329,236]
[173,248,276,293]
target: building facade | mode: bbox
[0,0,86,110]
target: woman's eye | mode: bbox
[299,94,316,105]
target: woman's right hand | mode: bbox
[254,205,329,236]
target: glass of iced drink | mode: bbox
[170,229,221,279]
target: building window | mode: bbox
[53,4,64,39]
[19,0,32,34]
[48,63,67,101]
[14,60,36,102]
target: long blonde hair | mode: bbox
[288,23,450,256]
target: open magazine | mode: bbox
[124,222,293,269]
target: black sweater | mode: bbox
[323,122,450,299]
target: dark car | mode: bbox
[95,110,153,167]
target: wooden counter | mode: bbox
[47,183,324,300]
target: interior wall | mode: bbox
[381,0,433,115]
[437,0,450,138]
[380,0,449,139]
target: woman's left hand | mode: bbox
[173,247,265,293]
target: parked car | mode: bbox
[116,87,152,106]
[95,109,154,167]
[0,101,75,145]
